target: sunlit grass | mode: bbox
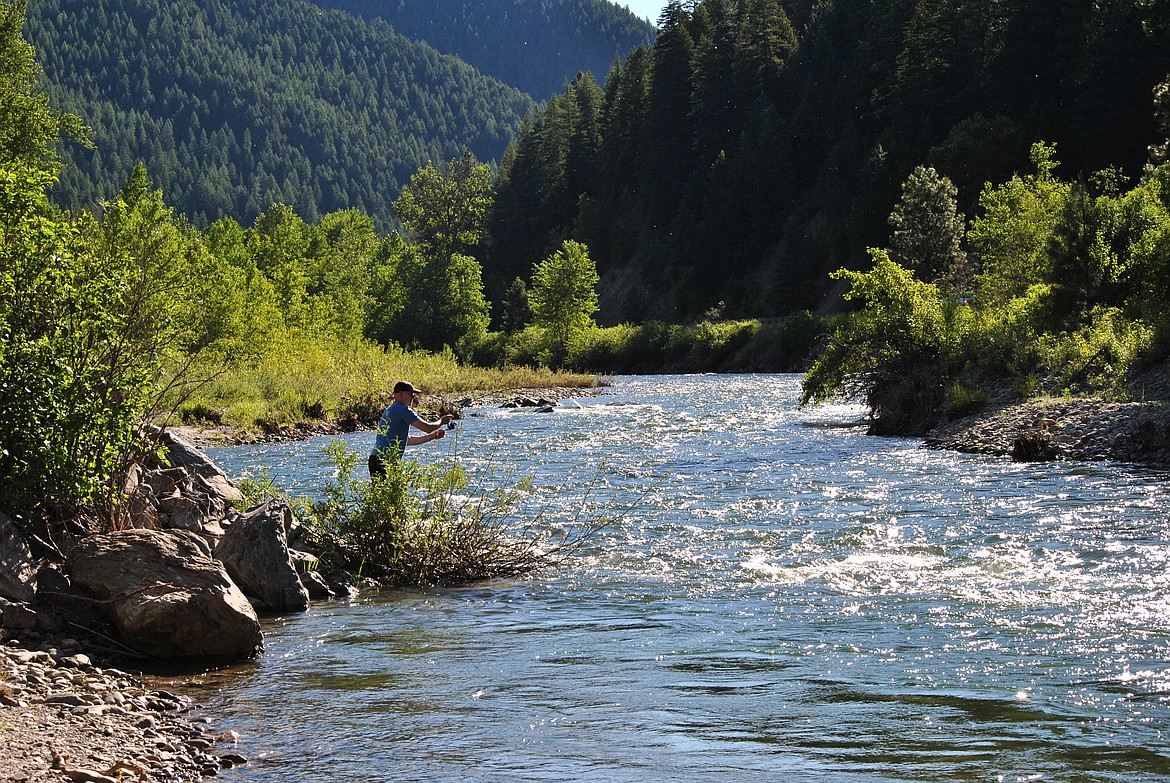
[163,335,601,431]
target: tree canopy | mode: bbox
[25,0,536,229]
[307,0,655,100]
[482,0,1170,324]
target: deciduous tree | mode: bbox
[530,240,599,365]
[390,153,492,352]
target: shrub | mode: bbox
[568,324,639,372]
[1033,308,1152,397]
[730,311,835,372]
[0,164,202,525]
[801,251,962,433]
[178,402,223,425]
[685,320,757,368]
[300,440,612,587]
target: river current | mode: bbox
[200,374,1170,782]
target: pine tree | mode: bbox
[888,165,967,286]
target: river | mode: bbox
[198,374,1170,782]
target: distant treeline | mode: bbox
[307,0,656,99]
[482,0,1170,323]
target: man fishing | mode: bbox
[368,381,454,479]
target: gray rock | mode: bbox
[125,484,161,530]
[0,510,37,603]
[190,473,229,521]
[153,428,244,504]
[67,529,262,661]
[145,467,188,498]
[158,495,205,532]
[299,569,335,600]
[214,500,309,613]
[0,597,38,629]
[59,653,93,669]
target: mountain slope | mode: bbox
[307,0,656,99]
[27,0,537,228]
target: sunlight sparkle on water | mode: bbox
[204,376,1170,783]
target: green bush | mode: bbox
[178,402,223,425]
[0,164,197,524]
[685,320,757,368]
[1033,308,1152,397]
[947,382,988,419]
[568,324,639,372]
[300,440,610,586]
[801,251,961,433]
[731,312,835,371]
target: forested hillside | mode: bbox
[308,0,656,99]
[483,0,1170,323]
[26,0,536,227]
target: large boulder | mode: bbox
[67,529,262,661]
[0,510,37,603]
[215,500,310,613]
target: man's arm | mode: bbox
[410,413,453,434]
[406,429,444,446]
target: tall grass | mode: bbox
[474,312,833,375]
[168,335,600,431]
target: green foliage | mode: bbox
[888,165,966,285]
[482,0,1170,323]
[0,166,85,519]
[970,142,1070,305]
[25,0,535,229]
[801,148,1170,431]
[801,250,964,434]
[499,277,532,334]
[1032,309,1153,397]
[0,162,208,522]
[306,0,655,100]
[388,154,492,353]
[471,313,827,375]
[175,334,600,431]
[529,240,600,366]
[199,204,385,358]
[0,10,163,522]
[395,152,493,263]
[0,0,86,169]
[726,312,832,372]
[300,439,608,587]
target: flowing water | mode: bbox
[197,375,1170,782]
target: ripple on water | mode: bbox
[204,376,1170,783]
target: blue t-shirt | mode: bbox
[371,401,420,458]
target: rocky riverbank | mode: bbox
[924,397,1170,467]
[0,387,604,782]
[171,387,602,448]
[0,641,240,783]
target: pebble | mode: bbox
[0,642,247,782]
[924,398,1170,466]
